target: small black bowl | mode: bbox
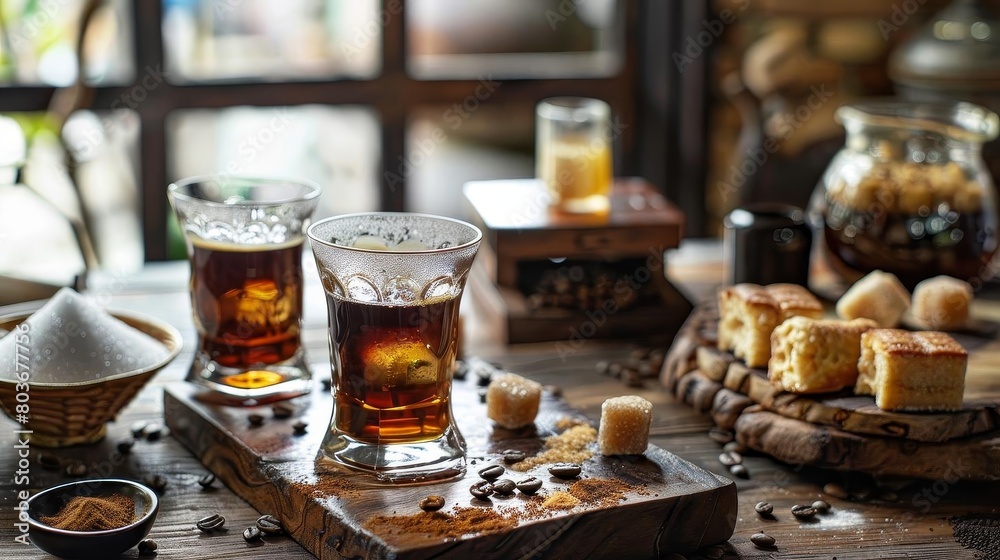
[27,479,158,559]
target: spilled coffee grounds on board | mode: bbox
[40,494,135,531]
[366,507,516,538]
[951,514,1000,559]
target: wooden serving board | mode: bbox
[165,372,737,560]
[661,304,1000,480]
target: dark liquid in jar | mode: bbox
[190,239,303,382]
[823,199,997,289]
[328,295,460,444]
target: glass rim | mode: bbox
[307,212,483,255]
[167,175,322,207]
[536,96,611,121]
[836,99,999,143]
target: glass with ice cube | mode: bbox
[308,213,481,482]
[168,177,320,404]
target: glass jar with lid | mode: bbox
[809,100,999,290]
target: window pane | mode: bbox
[407,0,622,79]
[0,0,135,86]
[406,104,533,218]
[167,104,380,223]
[162,0,380,83]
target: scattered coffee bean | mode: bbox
[595,361,611,375]
[272,404,293,419]
[516,477,543,495]
[453,361,469,381]
[544,384,563,397]
[138,538,158,554]
[256,514,283,536]
[811,500,831,513]
[64,461,87,477]
[850,487,872,501]
[879,491,899,503]
[292,420,308,435]
[197,474,216,489]
[502,449,526,464]
[478,464,505,480]
[708,427,734,444]
[248,413,265,426]
[419,495,445,512]
[143,423,163,441]
[243,527,262,542]
[131,421,148,438]
[823,482,849,500]
[197,513,225,532]
[754,501,773,516]
[548,463,582,479]
[622,369,644,388]
[492,479,516,496]
[470,480,494,499]
[477,387,488,403]
[723,441,746,454]
[116,439,135,454]
[475,368,493,387]
[750,532,776,549]
[791,504,817,520]
[38,453,61,471]
[144,474,167,493]
[729,464,749,479]
[718,451,742,467]
[607,363,624,379]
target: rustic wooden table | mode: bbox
[2,242,998,559]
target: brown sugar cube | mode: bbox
[912,276,973,330]
[769,317,878,394]
[836,270,910,328]
[598,395,653,455]
[718,283,823,368]
[856,329,967,411]
[486,373,542,429]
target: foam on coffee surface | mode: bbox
[0,288,169,383]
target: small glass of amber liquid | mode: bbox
[536,97,614,214]
[168,176,321,405]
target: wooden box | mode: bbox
[463,178,692,344]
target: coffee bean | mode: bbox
[501,449,526,464]
[470,480,494,499]
[791,504,817,520]
[292,420,308,435]
[622,369,644,388]
[131,421,148,438]
[38,453,61,471]
[243,527,262,542]
[729,464,749,479]
[419,495,445,512]
[197,474,216,489]
[453,361,469,381]
[320,377,333,391]
[248,413,265,426]
[256,514,283,535]
[718,451,742,467]
[708,427,734,444]
[595,361,611,375]
[492,479,516,496]
[117,439,135,454]
[516,477,543,495]
[750,532,776,549]
[548,463,581,479]
[143,423,163,441]
[811,500,831,513]
[754,501,773,516]
[723,441,746,454]
[637,362,655,377]
[823,482,849,500]
[64,461,87,477]
[477,387,488,403]
[272,404,293,419]
[544,384,563,397]
[607,363,624,378]
[144,474,167,493]
[475,368,493,387]
[478,464,505,480]
[850,487,872,501]
[197,513,225,532]
[138,538,158,554]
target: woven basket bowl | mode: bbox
[0,307,182,447]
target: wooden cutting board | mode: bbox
[165,372,737,560]
[661,304,1000,481]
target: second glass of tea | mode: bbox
[168,176,321,405]
[536,96,614,214]
[308,212,481,483]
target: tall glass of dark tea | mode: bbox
[168,177,320,404]
[308,213,481,483]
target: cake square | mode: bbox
[486,372,542,429]
[836,270,910,328]
[598,395,653,455]
[856,329,967,411]
[718,283,823,368]
[911,275,973,330]
[769,317,877,394]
